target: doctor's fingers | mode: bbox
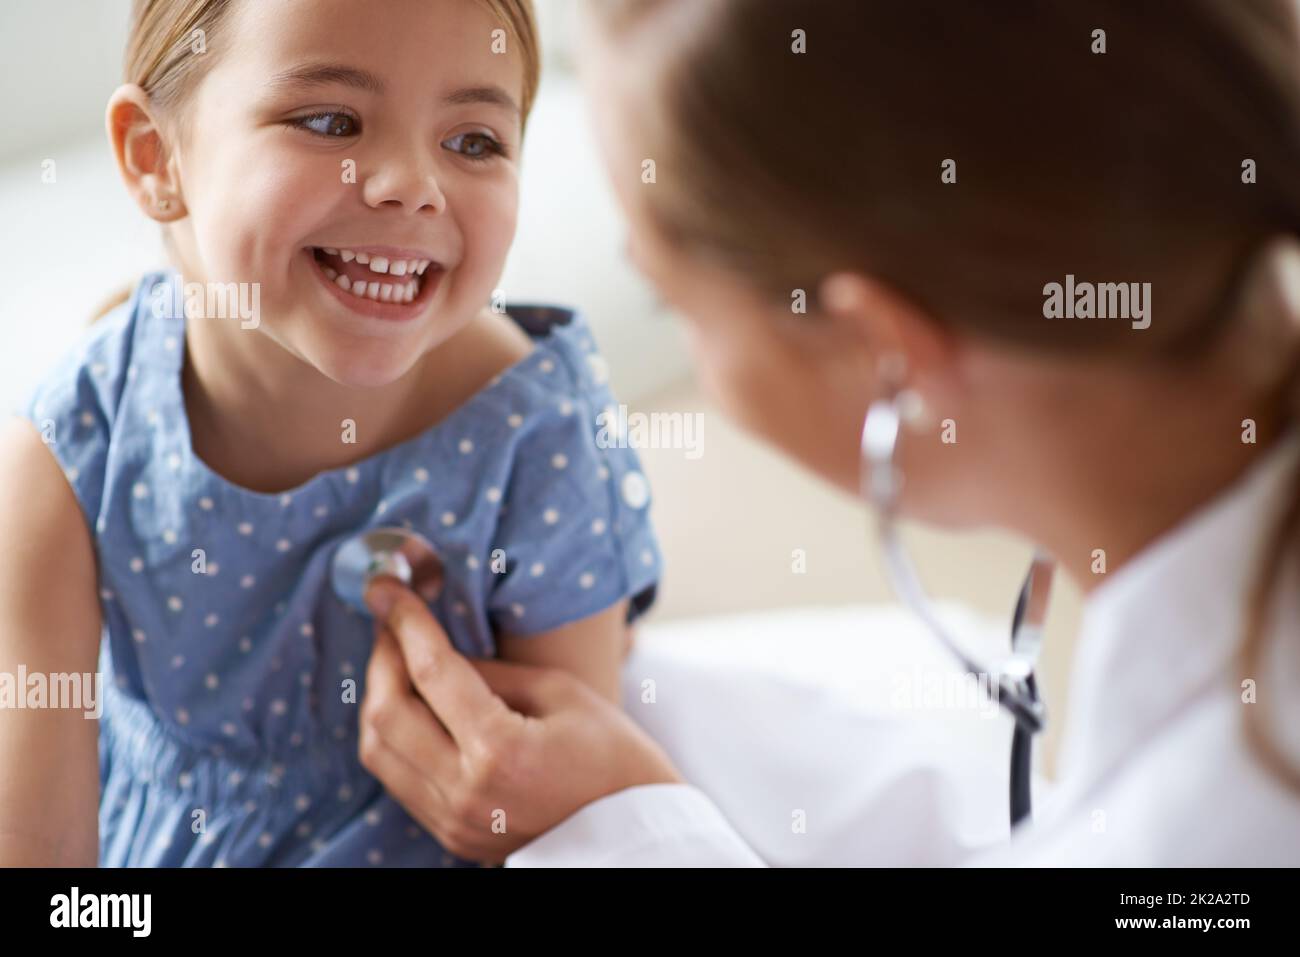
[362,622,537,851]
[358,641,503,861]
[364,577,510,747]
[360,625,459,793]
[469,657,590,716]
[354,724,479,858]
[357,694,530,861]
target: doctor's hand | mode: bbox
[358,577,684,864]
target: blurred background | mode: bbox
[0,0,1082,774]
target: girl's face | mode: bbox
[167,0,524,388]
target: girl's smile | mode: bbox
[304,244,447,324]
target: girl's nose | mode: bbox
[361,149,447,214]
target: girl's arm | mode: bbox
[0,417,102,866]
[496,600,631,705]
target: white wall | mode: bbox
[0,1,130,165]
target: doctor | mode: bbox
[357,0,1300,865]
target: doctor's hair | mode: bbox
[90,0,542,322]
[589,0,1300,790]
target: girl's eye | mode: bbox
[287,112,359,137]
[443,131,507,162]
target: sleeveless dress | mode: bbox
[12,268,662,867]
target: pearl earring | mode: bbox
[157,198,171,211]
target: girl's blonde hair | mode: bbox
[94,0,541,322]
[125,0,540,131]
[589,0,1300,791]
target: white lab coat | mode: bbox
[508,432,1300,866]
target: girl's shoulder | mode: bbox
[471,303,633,472]
[489,303,622,417]
[465,304,663,635]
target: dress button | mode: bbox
[621,471,650,509]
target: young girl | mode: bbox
[0,0,660,867]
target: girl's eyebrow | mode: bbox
[444,85,520,115]
[268,62,519,114]
[269,63,386,95]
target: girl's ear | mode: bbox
[106,84,186,222]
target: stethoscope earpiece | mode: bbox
[330,526,445,615]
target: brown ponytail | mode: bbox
[1240,470,1300,792]
[1227,0,1300,790]
[87,283,136,325]
[1239,320,1300,791]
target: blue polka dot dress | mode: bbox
[13,269,662,866]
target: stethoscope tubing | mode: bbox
[863,394,1051,830]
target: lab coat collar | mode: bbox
[1051,428,1300,812]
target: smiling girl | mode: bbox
[0,0,661,866]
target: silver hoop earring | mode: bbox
[860,387,1054,828]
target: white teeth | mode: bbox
[319,249,432,304]
[321,248,435,276]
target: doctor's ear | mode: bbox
[816,272,960,389]
[106,84,186,223]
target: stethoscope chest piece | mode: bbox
[331,526,444,615]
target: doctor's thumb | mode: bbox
[362,576,404,620]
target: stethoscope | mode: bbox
[331,526,446,615]
[329,387,1055,833]
[862,389,1054,830]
